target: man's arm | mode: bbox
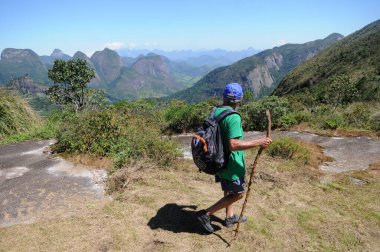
[228,138,272,151]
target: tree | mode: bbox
[47,59,95,111]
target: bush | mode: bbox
[267,137,310,165]
[240,96,292,131]
[342,103,371,129]
[164,98,219,133]
[277,113,298,129]
[53,106,181,169]
[322,118,342,130]
[309,105,345,130]
[369,112,380,131]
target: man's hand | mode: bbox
[258,137,272,148]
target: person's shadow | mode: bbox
[147,203,225,235]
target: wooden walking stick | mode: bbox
[233,110,271,239]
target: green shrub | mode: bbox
[267,137,310,165]
[53,106,181,168]
[277,113,298,129]
[164,98,219,133]
[240,96,292,131]
[292,111,313,123]
[342,103,371,129]
[369,112,380,131]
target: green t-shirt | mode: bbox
[215,106,245,181]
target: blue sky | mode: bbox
[0,0,379,56]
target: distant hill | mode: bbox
[6,75,47,95]
[91,48,124,85]
[106,54,196,100]
[273,19,380,102]
[0,48,49,84]
[0,47,210,100]
[40,49,72,66]
[168,33,343,103]
[117,48,260,68]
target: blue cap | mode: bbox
[223,83,243,103]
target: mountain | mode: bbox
[72,51,92,64]
[0,46,210,101]
[91,48,124,85]
[40,49,72,66]
[0,48,49,85]
[122,56,136,67]
[117,48,260,68]
[168,34,344,103]
[109,54,190,100]
[273,20,380,101]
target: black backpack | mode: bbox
[191,107,240,175]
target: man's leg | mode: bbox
[205,193,244,215]
[197,193,243,233]
[197,177,245,233]
[224,191,235,218]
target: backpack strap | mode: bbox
[209,107,217,119]
[215,108,240,123]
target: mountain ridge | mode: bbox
[167,33,344,103]
[273,19,380,100]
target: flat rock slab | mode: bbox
[0,140,107,227]
[174,132,380,173]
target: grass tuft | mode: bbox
[267,137,310,165]
[0,89,41,141]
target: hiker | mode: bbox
[197,82,272,233]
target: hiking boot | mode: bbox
[225,214,247,228]
[197,210,214,233]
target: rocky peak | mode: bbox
[51,49,64,57]
[131,55,168,77]
[6,75,47,94]
[73,51,90,60]
[49,49,71,61]
[90,48,123,83]
[1,48,40,62]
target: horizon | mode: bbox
[1,0,379,57]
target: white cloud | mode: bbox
[104,42,126,50]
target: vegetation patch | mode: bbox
[267,137,310,165]
[52,104,181,170]
[0,89,41,141]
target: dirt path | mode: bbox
[0,140,107,227]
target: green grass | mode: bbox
[0,89,41,142]
[318,182,347,192]
[0,109,62,144]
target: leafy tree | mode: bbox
[47,59,95,112]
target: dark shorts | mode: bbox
[215,175,245,195]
